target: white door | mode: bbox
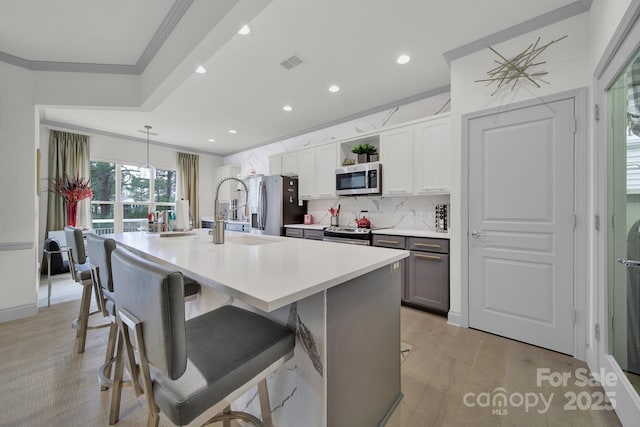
[468,98,575,355]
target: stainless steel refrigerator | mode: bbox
[249,175,306,236]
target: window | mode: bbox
[90,161,177,234]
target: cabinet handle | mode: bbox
[414,243,440,248]
[414,253,441,260]
[377,239,400,245]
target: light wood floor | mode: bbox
[386,308,622,427]
[0,299,624,427]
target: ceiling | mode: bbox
[2,0,580,156]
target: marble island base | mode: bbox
[191,264,402,427]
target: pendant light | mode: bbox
[143,125,153,170]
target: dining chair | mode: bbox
[64,226,109,353]
[42,237,70,307]
[109,247,295,426]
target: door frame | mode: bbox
[593,2,640,424]
[460,87,589,360]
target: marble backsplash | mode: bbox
[305,194,450,231]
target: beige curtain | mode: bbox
[45,130,91,236]
[177,152,199,225]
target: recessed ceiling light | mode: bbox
[328,85,340,93]
[238,25,251,35]
[283,105,293,112]
[208,138,216,142]
[195,65,207,74]
[396,54,411,65]
[228,129,237,134]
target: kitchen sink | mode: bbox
[225,235,278,246]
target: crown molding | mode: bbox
[0,0,193,75]
[442,0,593,64]
[40,119,221,157]
[135,0,194,74]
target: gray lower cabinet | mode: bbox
[285,227,304,238]
[286,227,325,240]
[372,235,407,300]
[373,234,449,314]
[407,248,449,313]
[303,229,324,240]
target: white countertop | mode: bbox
[372,228,450,239]
[284,224,326,230]
[109,230,407,312]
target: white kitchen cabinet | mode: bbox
[413,115,451,194]
[214,165,241,203]
[297,148,315,199]
[314,143,337,198]
[282,152,299,176]
[269,154,282,176]
[380,126,414,195]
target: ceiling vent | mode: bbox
[280,54,304,70]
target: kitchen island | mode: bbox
[109,230,408,427]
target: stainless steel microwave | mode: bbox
[335,162,381,196]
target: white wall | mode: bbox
[589,0,634,70]
[0,62,38,320]
[449,13,591,321]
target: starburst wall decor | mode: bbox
[476,35,567,95]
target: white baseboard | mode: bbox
[447,310,464,327]
[0,303,37,323]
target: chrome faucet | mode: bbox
[213,177,249,244]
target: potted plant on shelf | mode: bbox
[49,174,93,227]
[351,144,378,163]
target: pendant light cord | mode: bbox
[145,125,152,168]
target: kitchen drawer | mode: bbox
[407,237,448,254]
[372,235,406,249]
[304,229,325,240]
[285,228,304,239]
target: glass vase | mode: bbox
[66,201,78,227]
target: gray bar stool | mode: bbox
[87,234,201,391]
[109,248,295,426]
[86,233,119,390]
[64,226,109,353]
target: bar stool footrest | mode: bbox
[203,410,262,427]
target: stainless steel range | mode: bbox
[323,226,372,246]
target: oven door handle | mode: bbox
[322,236,370,246]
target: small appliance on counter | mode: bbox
[304,214,313,225]
[356,210,371,229]
[435,204,448,232]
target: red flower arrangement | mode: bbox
[48,174,93,202]
[49,174,93,227]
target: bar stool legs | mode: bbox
[72,282,93,354]
[71,282,110,354]
[258,379,273,427]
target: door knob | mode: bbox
[471,230,481,238]
[617,258,640,267]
